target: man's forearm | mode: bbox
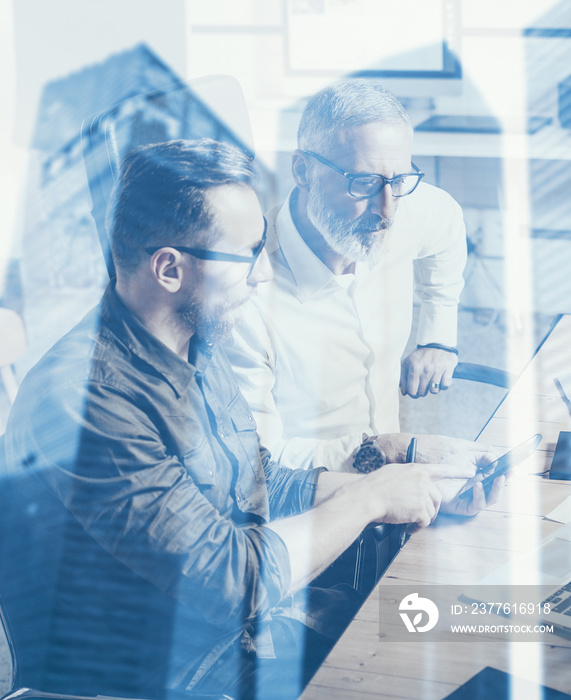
[266,475,376,594]
[267,463,446,596]
[312,470,363,503]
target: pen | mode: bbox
[554,377,571,420]
[401,437,417,547]
[406,436,417,463]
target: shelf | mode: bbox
[413,124,571,160]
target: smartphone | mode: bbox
[457,433,542,500]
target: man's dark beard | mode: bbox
[176,297,241,344]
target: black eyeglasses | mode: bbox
[301,150,424,199]
[145,218,267,279]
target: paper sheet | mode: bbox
[545,494,571,524]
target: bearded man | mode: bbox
[227,79,469,473]
[3,138,499,700]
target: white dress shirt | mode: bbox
[226,181,467,471]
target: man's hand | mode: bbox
[400,347,458,398]
[374,433,500,475]
[364,462,476,530]
[370,434,502,516]
[365,463,441,529]
[403,472,505,534]
[270,461,477,595]
[414,434,499,473]
[439,473,506,516]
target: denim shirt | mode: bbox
[5,286,323,695]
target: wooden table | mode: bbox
[302,316,571,699]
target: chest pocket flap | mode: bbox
[181,438,217,487]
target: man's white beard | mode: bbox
[306,184,393,264]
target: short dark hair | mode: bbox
[106,138,256,274]
[298,79,412,155]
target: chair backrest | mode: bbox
[0,309,26,405]
[453,361,515,389]
[0,438,17,696]
[0,606,16,696]
[81,75,273,279]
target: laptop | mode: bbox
[462,520,571,633]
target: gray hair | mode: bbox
[297,79,412,155]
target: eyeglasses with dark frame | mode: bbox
[145,217,267,279]
[301,150,424,199]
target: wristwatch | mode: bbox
[353,434,388,473]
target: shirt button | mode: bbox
[209,470,213,477]
[248,415,253,422]
[220,431,225,438]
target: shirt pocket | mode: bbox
[181,437,217,487]
[230,411,268,517]
[230,409,260,467]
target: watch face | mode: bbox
[353,441,387,473]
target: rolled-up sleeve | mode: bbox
[260,445,326,519]
[414,189,467,347]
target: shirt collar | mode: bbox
[274,189,409,298]
[274,189,352,301]
[99,284,212,398]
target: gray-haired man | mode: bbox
[227,79,472,473]
[5,138,497,700]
